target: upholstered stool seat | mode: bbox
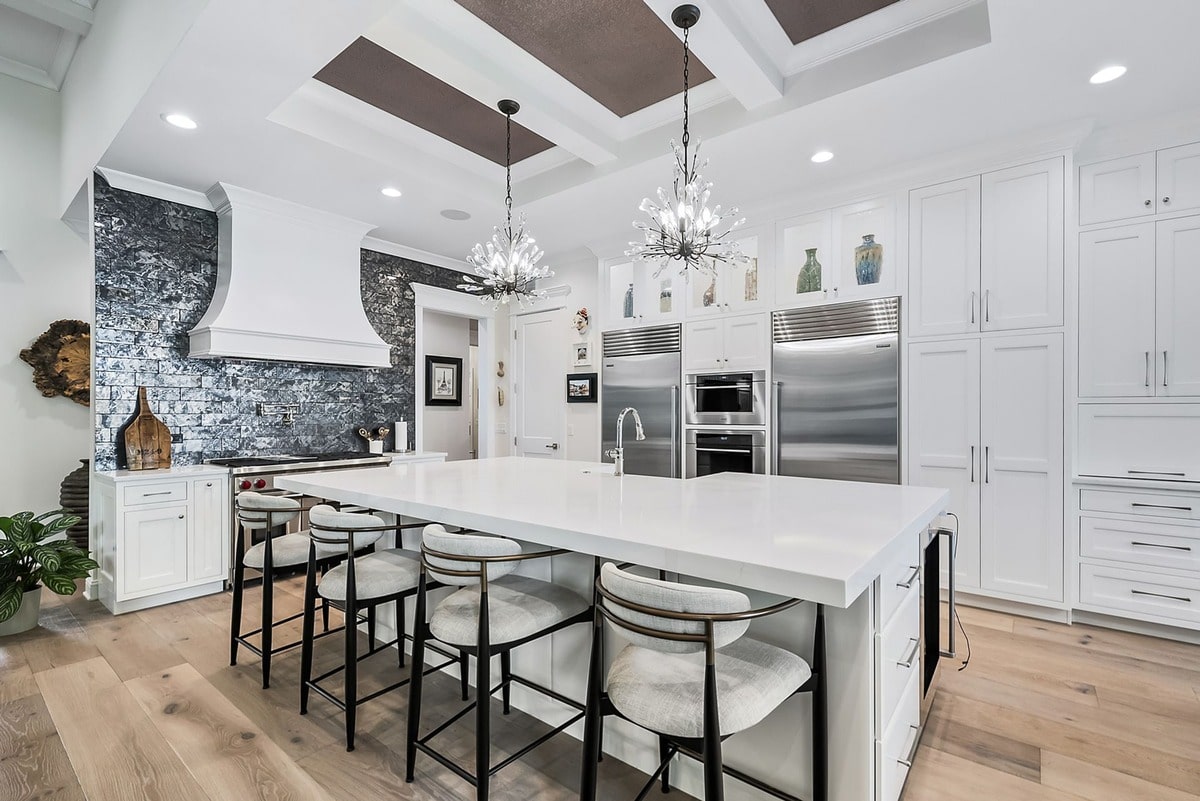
[244,532,313,569]
[430,575,589,647]
[607,638,811,738]
[318,548,420,602]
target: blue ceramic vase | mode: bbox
[855,234,882,285]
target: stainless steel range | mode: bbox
[205,451,393,582]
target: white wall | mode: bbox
[420,309,472,461]
[0,75,93,513]
[548,251,603,461]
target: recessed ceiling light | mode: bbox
[441,209,471,221]
[1089,65,1126,84]
[161,113,197,130]
[380,187,402,198]
[811,150,834,164]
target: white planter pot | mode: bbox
[0,588,42,636]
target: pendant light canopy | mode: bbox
[627,4,746,280]
[459,99,553,306]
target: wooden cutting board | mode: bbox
[125,386,171,470]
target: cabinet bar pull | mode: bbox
[896,565,920,589]
[898,725,921,768]
[970,291,976,324]
[984,289,990,322]
[896,638,920,669]
[1145,351,1150,387]
[1163,350,1168,387]
[970,445,975,483]
[1131,540,1193,552]
[695,448,753,454]
[1131,589,1191,603]
[1131,502,1193,511]
[984,446,990,483]
[142,491,172,497]
[1127,470,1186,477]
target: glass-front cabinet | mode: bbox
[775,211,833,307]
[686,231,767,317]
[604,259,683,328]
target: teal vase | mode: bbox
[797,248,822,294]
[855,235,882,285]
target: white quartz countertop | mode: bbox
[93,464,231,482]
[276,457,949,608]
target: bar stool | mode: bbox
[299,506,462,751]
[231,491,353,689]
[580,563,827,801]
[405,524,593,801]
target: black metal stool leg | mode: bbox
[344,595,358,752]
[659,736,672,793]
[813,605,828,801]
[500,650,511,715]
[459,651,470,701]
[299,555,318,715]
[702,662,724,801]
[396,596,407,668]
[260,549,274,689]
[367,605,376,649]
[475,588,491,801]
[579,613,604,801]
[229,527,245,666]
[405,573,429,783]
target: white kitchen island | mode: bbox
[277,457,948,801]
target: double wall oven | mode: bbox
[684,370,768,479]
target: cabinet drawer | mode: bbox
[879,584,921,728]
[879,670,921,801]
[1080,489,1199,522]
[1078,563,1200,628]
[1077,405,1200,483]
[879,551,921,628]
[1080,516,1200,572]
[123,481,188,506]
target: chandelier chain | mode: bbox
[505,110,513,233]
[681,25,690,168]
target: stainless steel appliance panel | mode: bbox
[685,429,767,478]
[772,298,900,484]
[601,351,681,479]
[684,370,767,426]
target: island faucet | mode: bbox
[605,407,645,476]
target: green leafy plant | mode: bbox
[0,510,98,622]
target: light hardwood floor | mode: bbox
[1,582,1198,801]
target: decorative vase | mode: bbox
[702,277,717,307]
[744,258,758,302]
[59,459,90,550]
[623,283,634,318]
[797,248,822,294]
[659,281,672,314]
[855,234,883,285]
[0,588,41,636]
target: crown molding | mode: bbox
[95,167,214,210]
[362,236,470,274]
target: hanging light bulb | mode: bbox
[459,99,553,306]
[627,4,746,280]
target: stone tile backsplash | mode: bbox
[92,175,465,470]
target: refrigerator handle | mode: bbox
[671,385,679,479]
[771,381,782,475]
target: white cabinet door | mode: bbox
[908,177,981,338]
[190,477,226,582]
[1078,224,1157,397]
[831,196,897,300]
[775,211,833,307]
[1157,141,1200,216]
[122,506,189,595]
[981,158,1064,331]
[684,318,725,371]
[724,233,766,314]
[1079,152,1156,226]
[907,339,980,589]
[980,333,1064,602]
[723,314,768,371]
[1156,215,1200,396]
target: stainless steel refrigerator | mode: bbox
[771,297,900,484]
[601,325,682,478]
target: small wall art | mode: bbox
[566,372,597,403]
[573,341,592,368]
[424,355,463,406]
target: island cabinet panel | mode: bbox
[92,468,230,614]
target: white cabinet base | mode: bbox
[98,576,227,615]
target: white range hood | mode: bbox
[188,183,391,368]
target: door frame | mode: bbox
[413,284,496,458]
[511,302,572,459]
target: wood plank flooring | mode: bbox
[1,582,1198,800]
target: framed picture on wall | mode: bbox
[566,372,597,403]
[424,355,463,406]
[572,341,591,368]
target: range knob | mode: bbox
[239,479,252,491]
[254,478,267,489]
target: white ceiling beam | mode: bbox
[368,0,620,166]
[0,0,93,36]
[641,0,783,110]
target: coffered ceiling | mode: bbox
[0,0,95,90]
[764,0,901,45]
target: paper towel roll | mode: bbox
[394,421,408,452]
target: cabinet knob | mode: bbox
[1145,199,1152,206]
[178,514,185,519]
[1163,196,1171,204]
[206,482,213,487]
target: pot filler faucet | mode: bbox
[605,407,645,477]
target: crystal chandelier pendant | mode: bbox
[627,4,746,281]
[459,99,553,307]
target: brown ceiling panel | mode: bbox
[314,37,554,165]
[453,0,714,118]
[764,0,902,45]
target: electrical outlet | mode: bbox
[496,422,508,434]
[170,432,183,443]
[568,425,575,437]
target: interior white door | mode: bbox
[514,309,567,459]
[1156,215,1200,396]
[979,333,1064,602]
[981,157,1065,331]
[1078,223,1157,397]
[908,176,981,338]
[1078,152,1156,226]
[722,314,768,370]
[907,339,980,590]
[1157,141,1200,216]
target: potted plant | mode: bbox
[0,510,99,635]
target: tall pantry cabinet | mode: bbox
[907,156,1066,604]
